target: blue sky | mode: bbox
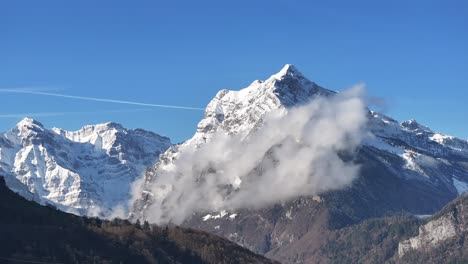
[1,0,467,142]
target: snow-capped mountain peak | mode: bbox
[14,117,45,134]
[267,64,334,107]
[16,117,44,128]
[5,117,50,146]
[270,64,304,80]
[0,120,171,216]
[192,64,335,145]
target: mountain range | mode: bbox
[1,64,467,263]
[0,119,171,216]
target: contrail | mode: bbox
[0,109,153,118]
[0,89,205,111]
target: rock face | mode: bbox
[0,119,171,216]
[398,194,468,258]
[131,64,468,263]
[398,215,458,256]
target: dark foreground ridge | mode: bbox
[0,176,277,264]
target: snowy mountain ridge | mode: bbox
[0,118,171,216]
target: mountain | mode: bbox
[0,176,276,264]
[0,118,171,216]
[132,64,468,263]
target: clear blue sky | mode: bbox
[1,0,467,142]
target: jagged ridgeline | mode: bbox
[0,119,171,216]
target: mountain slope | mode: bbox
[132,64,468,263]
[0,176,276,264]
[0,119,171,216]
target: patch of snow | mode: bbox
[430,133,454,145]
[203,210,229,221]
[414,214,432,219]
[229,213,237,219]
[285,210,292,220]
[364,137,405,155]
[202,214,212,221]
[141,190,154,196]
[233,177,242,188]
[401,150,427,176]
[213,210,228,219]
[453,178,468,194]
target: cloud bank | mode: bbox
[140,86,369,224]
